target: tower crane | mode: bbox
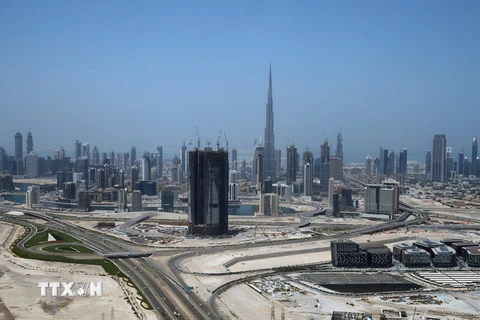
[224,132,229,151]
[196,126,200,149]
[217,129,222,150]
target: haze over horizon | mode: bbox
[1,1,479,162]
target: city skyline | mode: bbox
[1,1,480,162]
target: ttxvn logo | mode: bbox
[38,282,102,297]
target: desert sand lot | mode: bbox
[217,281,480,320]
[0,222,149,320]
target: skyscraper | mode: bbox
[252,144,264,187]
[399,149,408,175]
[304,163,313,197]
[157,146,163,178]
[92,146,100,166]
[336,131,343,161]
[188,147,229,236]
[75,140,82,159]
[14,132,22,160]
[255,152,263,192]
[141,156,151,181]
[181,141,187,172]
[366,155,372,176]
[263,64,276,182]
[320,140,330,189]
[432,135,447,182]
[303,150,313,180]
[0,147,5,174]
[232,148,238,170]
[286,144,297,185]
[274,149,281,178]
[130,146,137,166]
[26,131,33,154]
[472,136,478,177]
[458,150,465,175]
[425,151,432,180]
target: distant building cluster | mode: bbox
[332,238,480,268]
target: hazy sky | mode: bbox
[1,1,479,162]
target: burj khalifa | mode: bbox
[263,64,276,182]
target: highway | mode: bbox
[0,205,215,320]
[0,196,431,320]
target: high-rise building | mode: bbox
[263,64,276,182]
[78,191,91,212]
[431,134,447,182]
[252,145,264,188]
[157,146,163,178]
[472,136,478,177]
[259,193,279,216]
[130,146,137,166]
[131,166,138,191]
[329,157,342,181]
[366,155,372,176]
[141,156,151,181]
[188,147,229,236]
[131,190,142,212]
[181,141,187,172]
[228,183,239,201]
[117,188,127,211]
[458,150,465,175]
[320,140,330,189]
[82,143,90,159]
[255,152,263,192]
[92,146,100,166]
[336,131,343,161]
[328,177,335,208]
[109,151,115,166]
[286,144,297,185]
[387,151,395,176]
[26,131,33,154]
[161,191,174,212]
[274,149,281,178]
[379,147,389,175]
[446,147,454,180]
[75,140,82,159]
[240,159,246,179]
[425,151,431,180]
[173,155,181,167]
[303,163,313,197]
[232,148,238,171]
[25,185,40,208]
[0,147,5,174]
[14,132,22,160]
[373,157,380,175]
[399,149,407,175]
[25,152,38,176]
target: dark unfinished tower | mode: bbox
[263,64,276,182]
[188,147,229,236]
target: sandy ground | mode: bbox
[13,178,56,185]
[0,222,155,320]
[217,280,480,320]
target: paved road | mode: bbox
[1,206,214,320]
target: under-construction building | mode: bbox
[188,147,229,236]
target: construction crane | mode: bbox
[217,129,222,150]
[224,132,228,151]
[196,126,200,149]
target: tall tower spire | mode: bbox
[263,63,276,182]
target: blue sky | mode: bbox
[1,1,479,162]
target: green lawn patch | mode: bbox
[42,244,94,254]
[24,228,79,248]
